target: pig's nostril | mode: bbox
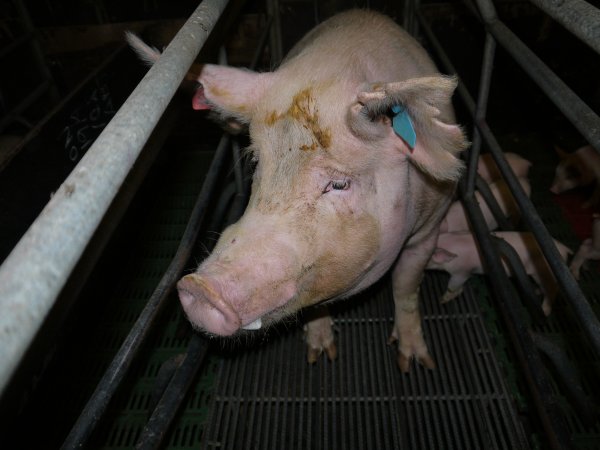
[176,274,241,336]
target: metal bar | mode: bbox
[467,32,496,196]
[475,175,513,230]
[460,191,573,450]
[0,31,33,59]
[0,79,52,132]
[250,14,273,70]
[136,336,209,450]
[473,0,600,152]
[266,0,283,65]
[418,8,600,362]
[0,0,230,397]
[491,236,545,324]
[528,0,600,55]
[13,0,59,103]
[60,133,231,449]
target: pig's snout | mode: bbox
[177,274,242,336]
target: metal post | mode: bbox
[0,0,230,398]
[466,32,496,196]
[266,0,283,65]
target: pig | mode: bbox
[477,152,531,183]
[569,214,600,279]
[550,145,600,208]
[440,177,531,233]
[427,231,571,315]
[129,10,468,372]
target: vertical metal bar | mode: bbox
[0,0,230,397]
[467,33,496,196]
[13,0,59,103]
[266,0,283,65]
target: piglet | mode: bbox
[440,177,530,233]
[477,152,531,183]
[569,214,600,279]
[550,145,600,208]
[427,231,571,315]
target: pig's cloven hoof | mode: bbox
[388,334,436,373]
[304,314,337,364]
[441,287,462,304]
[306,342,338,364]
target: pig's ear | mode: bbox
[196,64,273,123]
[352,75,468,182]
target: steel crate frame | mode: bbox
[406,0,600,448]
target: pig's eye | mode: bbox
[323,179,350,193]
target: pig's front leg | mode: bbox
[389,232,437,372]
[304,305,337,363]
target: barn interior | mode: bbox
[0,0,599,449]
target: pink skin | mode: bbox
[570,214,600,279]
[477,153,531,183]
[550,145,600,208]
[427,232,571,315]
[129,11,468,368]
[440,177,531,233]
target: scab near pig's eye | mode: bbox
[323,179,350,194]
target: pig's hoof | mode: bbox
[306,342,338,364]
[388,334,436,373]
[397,351,436,373]
[441,287,462,304]
[541,299,552,316]
[304,314,336,364]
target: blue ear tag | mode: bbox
[391,105,416,151]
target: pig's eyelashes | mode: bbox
[323,179,350,194]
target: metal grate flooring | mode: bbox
[201,272,529,450]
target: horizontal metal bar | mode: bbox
[0,0,230,397]
[528,0,600,55]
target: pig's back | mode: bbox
[279,10,439,84]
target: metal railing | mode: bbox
[0,0,230,398]
[411,0,600,448]
[61,8,271,448]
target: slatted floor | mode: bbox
[201,273,529,450]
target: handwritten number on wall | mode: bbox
[59,80,116,162]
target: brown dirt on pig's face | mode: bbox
[261,87,331,152]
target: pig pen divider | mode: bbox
[415,0,600,447]
[0,0,231,411]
